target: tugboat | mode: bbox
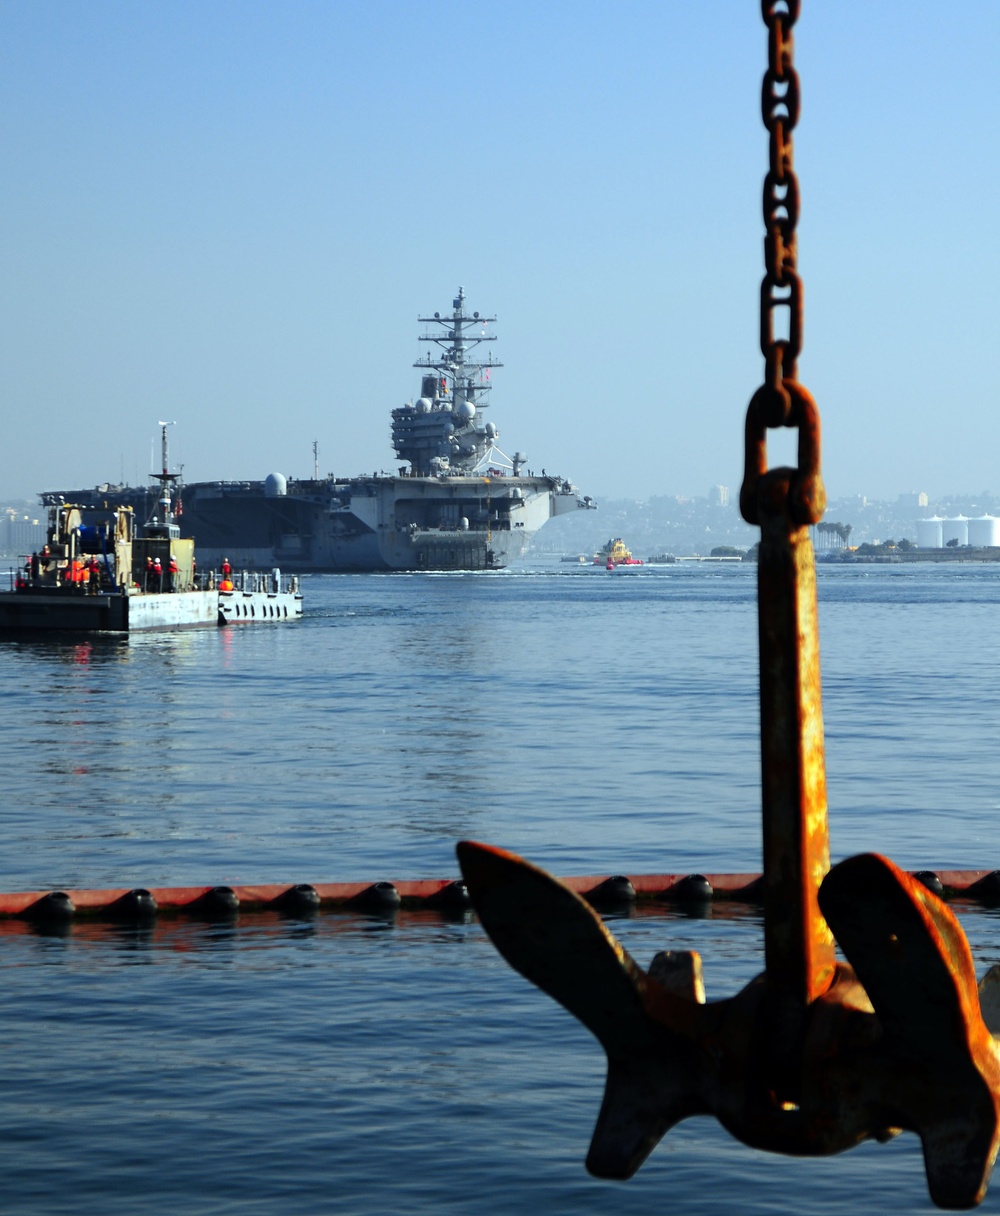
[595,538,644,570]
[1,426,302,632]
[42,290,596,571]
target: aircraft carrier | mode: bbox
[43,289,595,571]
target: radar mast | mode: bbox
[392,289,511,477]
[151,420,179,526]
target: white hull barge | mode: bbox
[217,571,303,625]
[0,583,302,633]
[0,588,219,632]
[2,432,302,633]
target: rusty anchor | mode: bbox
[457,405,1000,1207]
[456,5,1000,1207]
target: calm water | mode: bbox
[2,561,1000,1214]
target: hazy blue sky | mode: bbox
[2,2,998,505]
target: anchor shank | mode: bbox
[757,480,836,1031]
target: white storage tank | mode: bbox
[968,515,1000,547]
[942,515,969,546]
[916,516,944,548]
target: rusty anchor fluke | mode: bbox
[458,841,1000,1210]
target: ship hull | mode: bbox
[44,474,591,573]
[0,590,219,632]
[0,586,303,632]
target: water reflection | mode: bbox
[2,633,129,666]
[0,901,757,951]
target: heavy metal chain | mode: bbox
[740,0,823,530]
[761,0,801,411]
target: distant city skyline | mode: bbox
[2,3,999,504]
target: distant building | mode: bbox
[942,515,969,546]
[917,514,1000,548]
[968,516,1000,546]
[898,491,929,509]
[0,509,45,557]
[709,485,729,507]
[916,516,944,548]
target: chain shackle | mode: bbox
[740,380,825,528]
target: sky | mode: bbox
[1,1,998,506]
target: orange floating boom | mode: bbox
[1,868,999,920]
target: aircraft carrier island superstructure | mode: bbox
[43,290,595,572]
